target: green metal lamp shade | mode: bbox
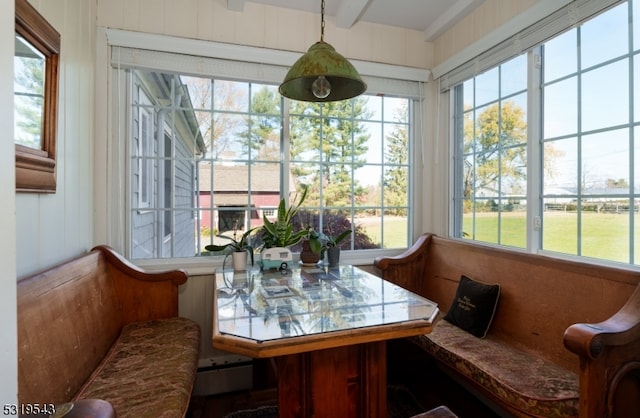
[279,41,367,102]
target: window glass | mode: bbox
[14,36,45,149]
[635,0,640,50]
[540,3,636,264]
[454,0,640,266]
[542,200,578,254]
[475,67,499,107]
[581,60,629,132]
[125,70,412,259]
[501,55,527,97]
[455,56,528,248]
[581,129,629,195]
[581,3,628,68]
[634,55,640,122]
[544,137,579,193]
[463,79,474,110]
[543,29,577,81]
[543,78,578,138]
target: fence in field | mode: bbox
[544,202,639,214]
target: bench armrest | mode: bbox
[564,281,640,418]
[373,233,434,295]
[92,245,189,325]
[564,283,640,360]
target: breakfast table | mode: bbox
[212,264,438,418]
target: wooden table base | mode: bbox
[276,341,387,418]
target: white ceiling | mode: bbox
[226,0,487,41]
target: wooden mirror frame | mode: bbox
[15,0,60,193]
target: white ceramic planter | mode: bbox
[232,251,248,271]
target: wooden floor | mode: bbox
[188,388,278,418]
[188,339,500,418]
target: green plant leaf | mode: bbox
[204,244,232,252]
[331,229,352,246]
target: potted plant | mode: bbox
[303,226,352,267]
[300,227,323,265]
[261,186,310,249]
[322,228,352,267]
[205,226,259,271]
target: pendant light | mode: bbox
[279,0,367,102]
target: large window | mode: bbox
[452,0,640,266]
[126,71,413,259]
[454,56,528,247]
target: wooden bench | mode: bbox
[18,245,201,418]
[374,233,640,418]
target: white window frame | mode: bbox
[99,28,430,273]
[447,0,640,269]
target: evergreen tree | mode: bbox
[289,98,373,207]
[14,55,45,148]
[245,86,281,161]
[383,102,409,215]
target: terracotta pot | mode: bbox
[300,240,321,265]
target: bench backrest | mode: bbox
[17,250,122,405]
[422,236,639,373]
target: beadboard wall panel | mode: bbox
[15,0,95,278]
[178,273,251,369]
[433,0,538,67]
[96,0,430,70]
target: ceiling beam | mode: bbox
[423,0,485,42]
[227,0,245,12]
[335,0,371,29]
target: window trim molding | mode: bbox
[448,1,640,267]
[97,27,425,258]
[134,247,408,276]
[15,0,60,193]
[105,28,431,86]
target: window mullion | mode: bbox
[281,98,290,198]
[451,85,465,238]
[528,48,543,252]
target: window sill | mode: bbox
[133,248,408,276]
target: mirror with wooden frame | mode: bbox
[14,0,60,193]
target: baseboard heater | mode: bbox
[193,361,253,396]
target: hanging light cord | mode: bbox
[320,0,325,42]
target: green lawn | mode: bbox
[463,211,639,264]
[358,216,408,249]
[358,211,638,264]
